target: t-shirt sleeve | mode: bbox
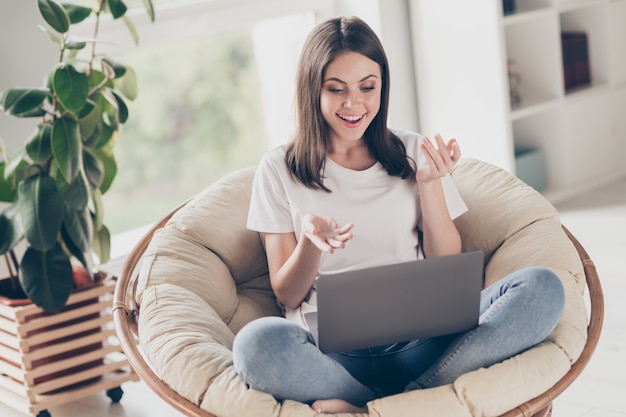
[247,152,294,233]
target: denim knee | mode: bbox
[232,317,309,380]
[516,266,565,329]
[525,266,564,307]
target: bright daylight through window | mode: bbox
[69,1,318,256]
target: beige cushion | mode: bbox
[136,158,588,417]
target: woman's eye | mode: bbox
[329,88,344,94]
[361,86,376,92]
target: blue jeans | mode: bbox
[232,266,565,407]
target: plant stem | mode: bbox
[88,0,107,76]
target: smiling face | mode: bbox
[320,51,382,147]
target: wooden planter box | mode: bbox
[0,278,138,417]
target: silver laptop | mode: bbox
[315,251,484,353]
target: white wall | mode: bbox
[0,1,58,154]
[337,0,420,132]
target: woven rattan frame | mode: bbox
[112,197,604,417]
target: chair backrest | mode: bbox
[132,166,280,334]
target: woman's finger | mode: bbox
[423,137,446,175]
[309,234,334,253]
[450,139,461,162]
[327,237,346,249]
[337,223,354,235]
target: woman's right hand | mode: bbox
[302,214,353,254]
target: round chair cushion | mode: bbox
[135,158,588,417]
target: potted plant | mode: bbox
[0,0,155,312]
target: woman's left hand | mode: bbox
[416,134,461,183]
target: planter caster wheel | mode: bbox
[37,410,51,417]
[107,386,124,403]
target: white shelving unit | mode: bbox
[409,0,626,202]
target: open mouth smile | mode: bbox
[337,114,365,123]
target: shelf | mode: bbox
[502,6,552,25]
[556,0,604,13]
[559,2,610,88]
[510,97,559,121]
[412,0,626,197]
[564,82,610,101]
[505,14,562,107]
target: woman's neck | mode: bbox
[327,139,376,171]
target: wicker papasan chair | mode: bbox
[113,158,603,417]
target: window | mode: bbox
[71,0,333,255]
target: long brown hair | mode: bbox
[285,16,416,191]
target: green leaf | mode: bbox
[100,89,121,129]
[83,121,102,148]
[26,125,53,164]
[83,148,105,190]
[51,116,82,184]
[60,168,90,210]
[0,163,18,203]
[100,57,127,79]
[108,0,128,19]
[62,205,94,270]
[93,223,111,264]
[0,205,23,254]
[100,122,117,147]
[66,41,87,50]
[112,91,129,124]
[18,173,64,251]
[61,225,94,282]
[19,244,73,312]
[121,14,139,45]
[38,24,64,48]
[143,0,155,22]
[89,143,117,194]
[78,101,100,140]
[38,0,70,34]
[53,65,89,114]
[76,99,96,119]
[88,70,107,88]
[1,88,49,117]
[61,3,93,24]
[91,188,104,232]
[4,148,28,182]
[113,66,137,100]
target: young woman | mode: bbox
[232,16,564,415]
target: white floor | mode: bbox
[549,178,626,417]
[1,177,625,417]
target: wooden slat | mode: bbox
[0,302,19,321]
[20,313,112,350]
[29,370,138,414]
[31,361,131,395]
[25,345,123,384]
[0,316,18,335]
[0,374,28,397]
[0,359,24,382]
[22,329,117,365]
[13,280,115,323]
[18,300,112,337]
[0,342,21,365]
[0,278,139,416]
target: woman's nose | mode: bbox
[344,92,360,108]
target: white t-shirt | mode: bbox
[246,128,468,336]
